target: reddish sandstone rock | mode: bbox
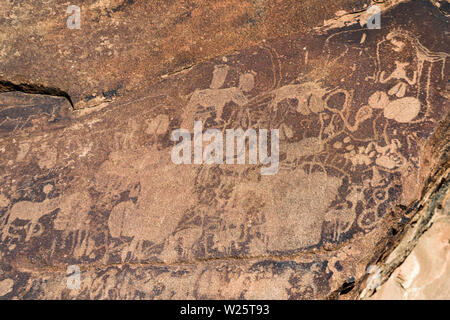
[0,0,448,299]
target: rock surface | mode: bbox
[0,0,372,109]
[370,192,449,299]
[0,0,449,299]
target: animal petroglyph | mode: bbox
[269,81,327,115]
[101,149,197,261]
[2,189,92,242]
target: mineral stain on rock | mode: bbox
[0,0,449,299]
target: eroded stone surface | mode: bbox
[370,190,449,300]
[0,0,449,299]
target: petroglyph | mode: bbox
[0,0,448,299]
[0,278,14,297]
[0,194,9,208]
[269,81,327,114]
[383,97,421,123]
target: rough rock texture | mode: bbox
[369,191,449,299]
[0,0,449,299]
